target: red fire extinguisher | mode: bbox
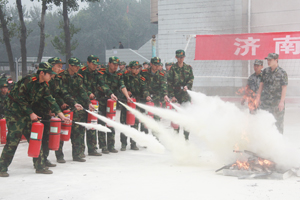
[165,101,172,110]
[28,122,44,158]
[170,103,180,130]
[106,99,116,127]
[48,118,61,150]
[87,100,99,130]
[0,118,8,144]
[61,110,73,141]
[126,98,136,125]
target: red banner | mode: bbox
[195,31,300,60]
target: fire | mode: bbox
[258,158,274,167]
[233,160,249,170]
[236,86,258,112]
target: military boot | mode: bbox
[0,172,9,177]
[56,158,66,163]
[108,148,118,153]
[36,168,53,174]
[88,150,102,156]
[45,160,56,167]
[73,157,86,162]
[79,153,86,158]
[130,144,139,150]
[102,148,110,154]
[120,144,126,151]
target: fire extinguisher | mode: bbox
[0,118,8,144]
[28,122,44,158]
[144,101,155,129]
[87,100,99,130]
[170,103,180,130]
[61,110,73,141]
[48,118,61,150]
[106,99,116,127]
[126,98,136,125]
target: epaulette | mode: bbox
[159,72,165,76]
[100,68,106,71]
[78,73,83,78]
[59,69,64,73]
[58,75,62,78]
[117,73,123,76]
[46,82,49,87]
[140,76,146,81]
[31,77,37,82]
[81,66,87,71]
[142,69,148,72]
[98,71,104,75]
[125,70,129,74]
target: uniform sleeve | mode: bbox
[118,75,126,90]
[261,69,266,83]
[140,76,150,98]
[96,74,113,97]
[161,74,168,97]
[186,66,194,90]
[43,85,61,114]
[58,79,76,107]
[77,76,91,105]
[13,78,34,115]
[167,67,175,97]
[281,71,288,86]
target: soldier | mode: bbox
[159,63,167,75]
[142,62,150,69]
[117,61,126,73]
[0,77,8,118]
[95,56,131,154]
[77,55,102,157]
[167,50,194,140]
[59,57,94,162]
[140,57,169,134]
[0,62,71,177]
[46,57,83,164]
[120,61,150,151]
[165,62,172,72]
[256,53,288,134]
[241,59,263,113]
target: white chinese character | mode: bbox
[234,37,260,56]
[273,35,300,55]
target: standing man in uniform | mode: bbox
[118,61,126,73]
[256,53,288,134]
[0,62,71,177]
[0,77,8,117]
[95,56,131,154]
[140,57,169,134]
[59,57,94,162]
[120,61,150,151]
[167,50,194,140]
[241,59,263,113]
[142,62,150,70]
[78,55,102,156]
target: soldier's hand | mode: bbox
[30,113,41,121]
[127,97,133,103]
[127,91,132,97]
[146,96,152,102]
[111,94,118,101]
[171,97,177,103]
[278,101,284,112]
[255,97,261,108]
[57,112,71,124]
[183,86,188,91]
[164,95,170,103]
[74,103,83,111]
[89,93,95,100]
[61,103,68,110]
[89,103,95,111]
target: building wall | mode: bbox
[156,0,300,96]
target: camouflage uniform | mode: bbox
[140,57,167,133]
[78,55,102,155]
[167,50,194,140]
[0,78,8,118]
[95,57,125,152]
[120,61,149,148]
[260,66,288,134]
[59,58,91,159]
[0,65,61,173]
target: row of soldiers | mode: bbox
[0,49,194,177]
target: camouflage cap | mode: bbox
[150,57,161,65]
[120,61,126,65]
[143,62,150,65]
[176,49,185,57]
[254,59,263,66]
[38,62,57,75]
[265,53,279,60]
[165,62,173,66]
[48,57,65,64]
[0,78,8,88]
[129,61,140,68]
[68,57,82,67]
[87,55,101,65]
[109,56,120,64]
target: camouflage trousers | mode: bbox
[174,91,190,140]
[97,104,115,150]
[0,115,45,172]
[260,103,285,134]
[120,105,138,146]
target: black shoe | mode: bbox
[102,148,110,154]
[130,145,139,150]
[45,160,57,167]
[0,172,9,177]
[56,158,66,163]
[108,148,118,153]
[36,168,53,174]
[73,157,86,162]
[120,145,126,151]
[79,154,86,158]
[88,151,102,156]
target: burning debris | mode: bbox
[216,150,298,179]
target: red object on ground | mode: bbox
[0,118,7,144]
[61,110,73,141]
[87,100,99,130]
[106,99,116,127]
[28,122,44,158]
[48,118,61,150]
[126,98,136,125]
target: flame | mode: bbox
[236,86,258,111]
[233,160,249,170]
[258,158,274,167]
